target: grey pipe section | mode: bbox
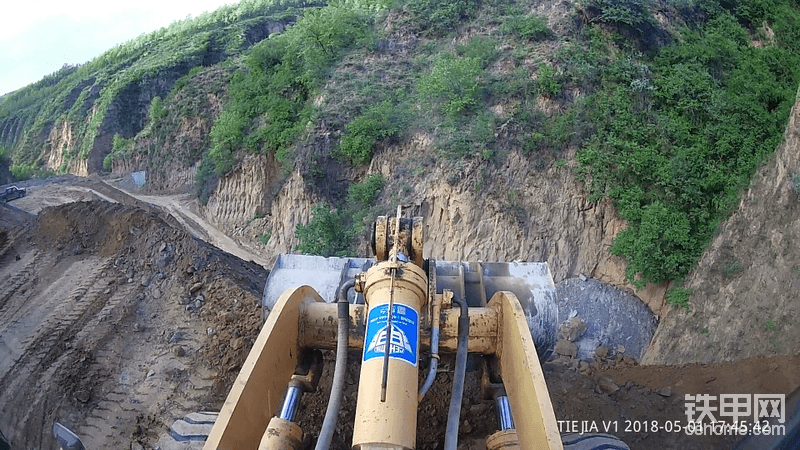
[417,327,439,401]
[495,395,515,431]
[418,293,442,402]
[315,279,354,450]
[444,296,469,450]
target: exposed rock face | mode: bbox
[41,120,89,176]
[205,153,283,225]
[642,92,800,365]
[202,153,316,261]
[202,130,669,312]
[370,135,644,297]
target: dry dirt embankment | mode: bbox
[0,199,266,449]
[644,91,800,365]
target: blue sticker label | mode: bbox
[363,303,418,367]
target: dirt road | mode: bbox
[7,175,269,268]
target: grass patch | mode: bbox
[501,14,555,42]
[666,286,692,312]
[791,173,800,195]
[721,259,742,279]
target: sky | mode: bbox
[0,0,238,96]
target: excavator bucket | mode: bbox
[262,254,559,362]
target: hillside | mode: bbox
[2,0,800,361]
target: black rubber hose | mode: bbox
[444,296,469,450]
[315,279,354,450]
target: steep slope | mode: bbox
[643,90,800,365]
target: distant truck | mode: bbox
[0,186,26,202]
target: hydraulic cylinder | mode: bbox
[352,260,427,449]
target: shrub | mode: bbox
[501,15,555,41]
[208,110,244,174]
[666,287,692,312]
[194,155,220,205]
[611,201,697,287]
[437,111,496,159]
[455,36,498,68]
[295,203,353,256]
[405,0,478,36]
[102,154,115,172]
[112,134,131,152]
[347,174,385,207]
[0,146,10,171]
[536,63,562,97]
[296,175,386,256]
[586,0,655,26]
[338,101,406,165]
[259,229,272,245]
[791,173,800,195]
[418,54,483,117]
[10,163,34,181]
[149,96,168,122]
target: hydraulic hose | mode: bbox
[444,296,469,450]
[315,279,354,450]
[418,293,442,402]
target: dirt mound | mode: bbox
[0,200,266,449]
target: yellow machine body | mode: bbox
[203,214,563,450]
[203,288,562,449]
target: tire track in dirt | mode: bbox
[0,256,124,448]
[0,250,38,312]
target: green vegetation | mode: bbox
[501,14,554,41]
[418,54,483,117]
[1,0,310,166]
[206,0,388,173]
[259,229,272,244]
[666,286,692,312]
[0,146,10,174]
[403,0,478,36]
[585,0,654,27]
[338,100,407,165]
[10,163,34,181]
[103,134,134,172]
[791,173,800,195]
[765,320,777,331]
[573,7,800,286]
[149,96,168,122]
[296,174,385,256]
[721,259,742,279]
[3,0,800,283]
